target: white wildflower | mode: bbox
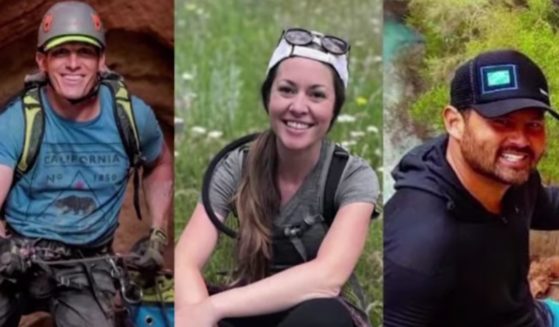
[341,140,357,148]
[337,114,356,123]
[350,131,365,139]
[191,126,207,135]
[208,130,223,139]
[367,125,379,134]
[181,72,194,81]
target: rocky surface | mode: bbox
[529,256,559,300]
[0,1,174,325]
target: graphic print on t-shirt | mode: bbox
[52,171,98,216]
[28,142,128,221]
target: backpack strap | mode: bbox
[201,133,260,238]
[102,77,142,167]
[10,72,49,183]
[15,86,45,183]
[0,82,45,219]
[102,77,144,220]
[321,145,370,312]
[322,144,349,226]
[274,145,349,262]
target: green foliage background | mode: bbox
[174,0,383,324]
[407,0,559,182]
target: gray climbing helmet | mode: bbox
[37,1,106,51]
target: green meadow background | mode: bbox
[174,0,383,324]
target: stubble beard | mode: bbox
[460,128,540,186]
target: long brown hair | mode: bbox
[233,130,279,284]
[232,56,346,285]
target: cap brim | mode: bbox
[472,98,559,120]
[43,35,102,51]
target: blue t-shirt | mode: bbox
[0,85,163,246]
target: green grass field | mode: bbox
[174,0,383,324]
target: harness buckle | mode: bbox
[58,276,71,287]
[108,257,121,278]
[303,215,316,225]
[121,280,143,304]
[283,226,301,237]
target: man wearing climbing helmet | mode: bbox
[0,1,172,326]
[36,0,107,106]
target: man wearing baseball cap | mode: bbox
[384,49,559,326]
[0,1,172,326]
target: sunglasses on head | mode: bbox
[281,28,350,55]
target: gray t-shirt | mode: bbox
[205,140,379,268]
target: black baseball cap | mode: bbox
[450,49,559,120]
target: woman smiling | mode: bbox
[176,28,379,327]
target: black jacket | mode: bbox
[384,135,559,327]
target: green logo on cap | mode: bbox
[480,64,517,94]
[486,70,511,87]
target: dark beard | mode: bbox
[460,128,537,186]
